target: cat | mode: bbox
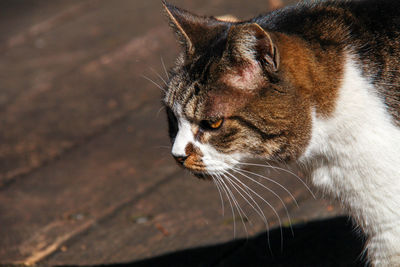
[161,0,400,266]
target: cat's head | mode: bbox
[162,2,316,178]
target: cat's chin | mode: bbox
[193,172,213,180]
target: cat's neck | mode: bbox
[300,54,400,265]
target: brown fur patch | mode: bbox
[184,143,205,171]
[276,33,343,117]
[203,85,253,119]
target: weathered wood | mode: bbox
[42,177,338,265]
[0,0,177,187]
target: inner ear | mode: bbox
[252,24,280,72]
[220,23,279,91]
[225,23,279,70]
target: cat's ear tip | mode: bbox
[162,1,179,14]
[162,1,189,20]
[161,1,173,11]
[161,1,171,8]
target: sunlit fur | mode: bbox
[162,1,400,265]
[300,56,400,265]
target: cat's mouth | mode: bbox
[171,142,240,180]
[173,156,212,179]
[184,162,234,181]
[176,159,227,181]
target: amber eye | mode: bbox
[200,118,224,131]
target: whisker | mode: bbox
[237,162,316,199]
[223,172,276,253]
[221,172,268,228]
[232,168,294,237]
[141,74,166,92]
[156,105,166,118]
[224,171,284,252]
[219,173,250,238]
[149,67,168,86]
[161,56,169,80]
[234,166,299,208]
[211,174,225,216]
[221,176,250,238]
[216,173,237,238]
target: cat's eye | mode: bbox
[200,118,224,131]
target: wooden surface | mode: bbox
[0,1,367,266]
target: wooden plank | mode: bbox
[43,164,324,265]
[0,1,98,51]
[0,98,177,264]
[0,0,178,260]
[0,0,176,186]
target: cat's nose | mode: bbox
[173,155,188,165]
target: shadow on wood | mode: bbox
[80,216,368,267]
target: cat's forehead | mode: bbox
[165,77,206,120]
[165,55,212,105]
[164,67,196,106]
[166,72,252,124]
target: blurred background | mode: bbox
[0,0,367,266]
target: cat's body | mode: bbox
[162,1,400,265]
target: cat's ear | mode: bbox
[163,1,229,56]
[220,23,279,91]
[226,23,279,72]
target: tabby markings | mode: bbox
[171,105,242,173]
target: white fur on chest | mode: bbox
[300,56,400,265]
